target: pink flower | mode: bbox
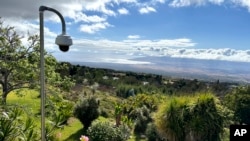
[80,135,89,141]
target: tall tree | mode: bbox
[0,18,74,104]
[0,19,40,104]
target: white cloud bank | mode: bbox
[168,0,250,8]
[169,0,225,7]
[53,37,250,64]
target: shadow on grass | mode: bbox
[63,128,85,141]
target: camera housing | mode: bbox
[55,34,73,52]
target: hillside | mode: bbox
[1,63,246,141]
[66,64,239,99]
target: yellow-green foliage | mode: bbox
[154,93,224,141]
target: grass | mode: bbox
[6,89,148,141]
[57,117,83,141]
[7,89,40,113]
[6,89,83,141]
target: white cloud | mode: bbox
[139,6,157,14]
[127,35,141,39]
[2,0,250,64]
[209,0,224,5]
[168,48,250,62]
[114,0,138,4]
[170,0,206,7]
[118,8,129,15]
[80,22,112,34]
[102,58,152,64]
[124,38,196,48]
[152,0,166,4]
[169,0,224,7]
[71,12,107,23]
[3,18,38,35]
[84,0,117,16]
[232,0,250,11]
[60,37,250,63]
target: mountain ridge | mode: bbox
[70,56,250,83]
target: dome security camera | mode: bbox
[55,34,73,52]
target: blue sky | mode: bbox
[1,0,250,64]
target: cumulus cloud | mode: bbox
[72,13,107,23]
[114,0,138,4]
[2,0,250,64]
[118,8,129,15]
[127,35,141,39]
[84,0,116,16]
[0,0,133,34]
[58,37,250,63]
[2,18,58,52]
[233,0,250,11]
[139,6,157,14]
[153,0,166,4]
[209,0,225,5]
[169,0,205,7]
[169,0,224,7]
[168,48,250,62]
[80,22,112,34]
[2,0,250,36]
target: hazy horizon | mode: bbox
[69,56,250,83]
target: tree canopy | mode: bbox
[0,18,74,104]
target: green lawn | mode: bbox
[6,89,147,141]
[57,117,83,141]
[7,90,83,141]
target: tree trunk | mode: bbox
[1,80,8,105]
[1,93,7,105]
[116,114,121,127]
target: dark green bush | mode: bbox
[146,123,164,141]
[224,86,250,124]
[87,121,130,141]
[74,96,100,130]
[133,106,152,134]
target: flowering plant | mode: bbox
[80,135,89,141]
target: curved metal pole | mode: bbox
[39,5,66,141]
[39,10,46,141]
[39,6,66,34]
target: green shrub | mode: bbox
[87,121,130,141]
[46,94,74,128]
[224,86,250,124]
[146,123,164,141]
[74,96,100,130]
[133,106,152,134]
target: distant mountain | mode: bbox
[71,56,250,83]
